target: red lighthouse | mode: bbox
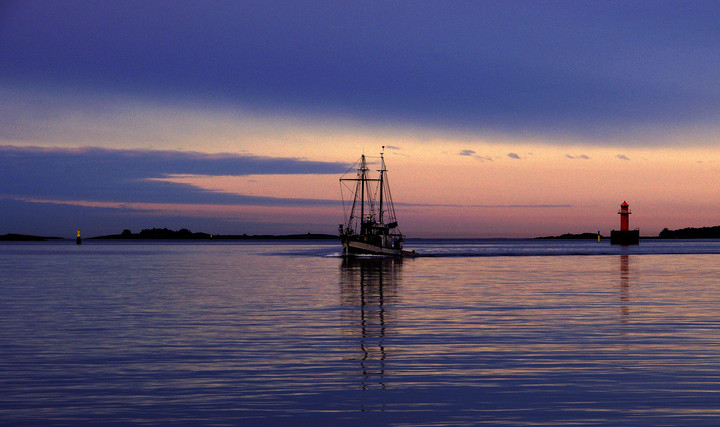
[619,201,630,231]
[610,201,639,245]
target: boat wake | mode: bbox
[324,239,720,258]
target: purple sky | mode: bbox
[4,1,720,138]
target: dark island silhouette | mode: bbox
[92,228,211,239]
[91,228,336,240]
[658,226,720,239]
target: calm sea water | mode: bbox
[2,239,720,425]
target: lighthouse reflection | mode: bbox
[619,254,630,323]
[340,257,403,391]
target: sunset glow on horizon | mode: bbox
[3,1,720,238]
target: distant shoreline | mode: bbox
[0,233,65,242]
[537,225,720,240]
[535,233,603,240]
[1,230,337,241]
[6,225,720,241]
[88,227,336,240]
[91,234,338,240]
[88,227,337,240]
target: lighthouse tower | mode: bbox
[610,201,639,245]
[619,201,630,231]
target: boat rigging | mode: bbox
[339,148,413,256]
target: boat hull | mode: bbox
[342,238,405,256]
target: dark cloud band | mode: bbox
[3,1,720,143]
[0,146,346,205]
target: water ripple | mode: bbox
[3,242,720,424]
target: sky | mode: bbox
[3,0,720,238]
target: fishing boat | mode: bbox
[338,148,413,256]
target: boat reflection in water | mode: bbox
[340,257,403,391]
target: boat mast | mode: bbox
[339,153,383,235]
[378,147,385,224]
[360,154,366,234]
